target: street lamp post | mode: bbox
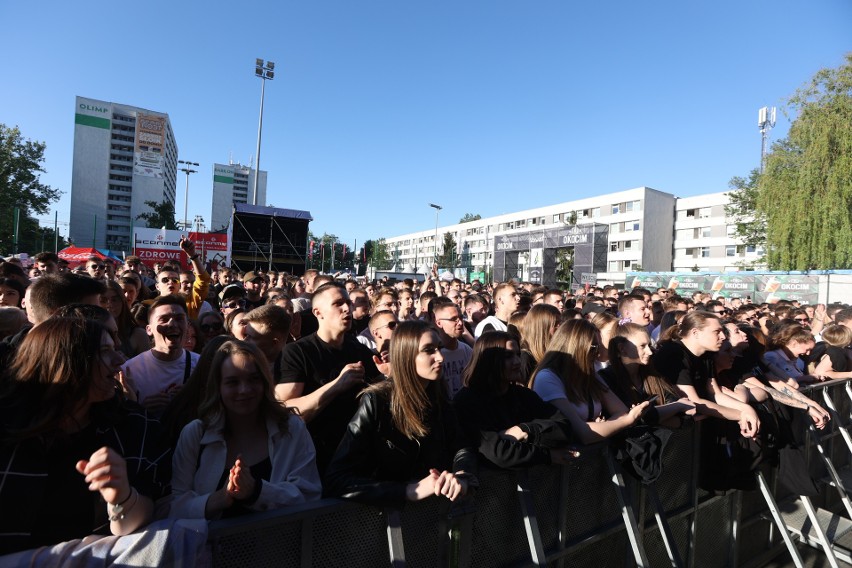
[253,58,275,206]
[429,203,442,265]
[178,160,199,232]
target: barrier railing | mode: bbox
[208,380,852,567]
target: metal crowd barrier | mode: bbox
[207,381,852,567]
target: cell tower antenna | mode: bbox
[758,106,776,173]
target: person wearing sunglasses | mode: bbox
[357,310,398,355]
[147,236,211,321]
[432,299,473,399]
[85,256,108,281]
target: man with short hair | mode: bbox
[446,288,463,309]
[348,289,372,335]
[124,255,155,288]
[358,309,397,353]
[542,289,565,311]
[277,283,383,473]
[244,304,293,379]
[219,284,247,316]
[147,237,211,320]
[34,252,59,275]
[372,289,399,317]
[618,294,651,327]
[85,256,107,281]
[475,283,519,337]
[432,300,473,399]
[242,271,266,311]
[123,295,199,413]
[463,293,488,334]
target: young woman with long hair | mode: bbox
[170,340,321,519]
[453,331,577,468]
[589,311,619,367]
[519,304,561,383]
[325,320,477,505]
[600,323,692,425]
[528,320,649,444]
[0,317,170,554]
[762,322,820,383]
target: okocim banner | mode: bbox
[133,228,230,269]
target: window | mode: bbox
[685,248,695,257]
[726,225,737,237]
[609,261,619,272]
[726,245,736,257]
[591,207,601,218]
[611,243,619,252]
[611,223,620,233]
[553,214,561,223]
[701,227,712,238]
[625,221,640,232]
[746,245,756,253]
[700,247,711,258]
[698,207,712,219]
[612,204,620,215]
[626,200,641,212]
[685,208,696,218]
[625,240,633,250]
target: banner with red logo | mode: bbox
[133,228,230,270]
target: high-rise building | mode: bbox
[210,162,267,232]
[70,96,178,250]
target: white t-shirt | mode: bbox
[531,368,603,421]
[123,349,200,403]
[441,341,473,399]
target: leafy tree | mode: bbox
[459,213,481,223]
[724,169,766,257]
[758,54,852,270]
[0,124,62,253]
[368,238,391,271]
[438,232,458,268]
[555,247,574,284]
[136,200,177,230]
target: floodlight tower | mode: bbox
[253,58,275,205]
[429,203,442,264]
[758,106,776,173]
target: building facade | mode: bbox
[381,187,763,286]
[210,163,267,233]
[70,96,178,251]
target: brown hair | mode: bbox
[364,320,444,439]
[197,340,295,431]
[521,304,561,363]
[767,322,814,351]
[529,319,606,405]
[464,330,518,392]
[607,324,679,405]
[821,324,852,348]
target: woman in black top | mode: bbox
[325,320,476,506]
[454,331,578,468]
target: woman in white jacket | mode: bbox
[171,340,321,519]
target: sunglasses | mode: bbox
[376,320,398,331]
[89,264,105,270]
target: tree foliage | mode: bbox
[0,124,62,253]
[555,247,574,284]
[438,232,458,268]
[367,238,391,271]
[758,54,852,270]
[136,200,178,230]
[725,169,766,250]
[459,213,481,224]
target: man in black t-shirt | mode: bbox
[276,283,386,473]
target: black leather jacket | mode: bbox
[324,385,478,506]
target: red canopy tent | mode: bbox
[57,247,110,265]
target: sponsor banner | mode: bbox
[134,228,230,269]
[754,275,819,304]
[625,273,668,290]
[133,113,166,178]
[75,97,111,129]
[665,274,712,293]
[213,165,235,184]
[708,274,756,299]
[580,272,597,285]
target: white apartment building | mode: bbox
[672,192,765,273]
[382,187,676,286]
[70,96,178,250]
[210,162,267,232]
[382,187,762,285]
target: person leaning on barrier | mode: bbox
[170,340,321,519]
[653,312,760,438]
[324,320,477,506]
[529,320,650,445]
[453,331,578,469]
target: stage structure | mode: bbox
[229,203,312,274]
[492,223,609,287]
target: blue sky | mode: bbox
[2,1,850,251]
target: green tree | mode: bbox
[368,238,391,271]
[555,247,574,284]
[136,200,178,230]
[459,213,481,223]
[725,168,766,255]
[0,124,62,253]
[758,54,852,270]
[438,232,457,268]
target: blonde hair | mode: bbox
[821,324,852,348]
[521,304,561,363]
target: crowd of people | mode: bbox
[0,243,848,558]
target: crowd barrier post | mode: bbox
[515,469,548,566]
[756,469,806,568]
[604,450,651,567]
